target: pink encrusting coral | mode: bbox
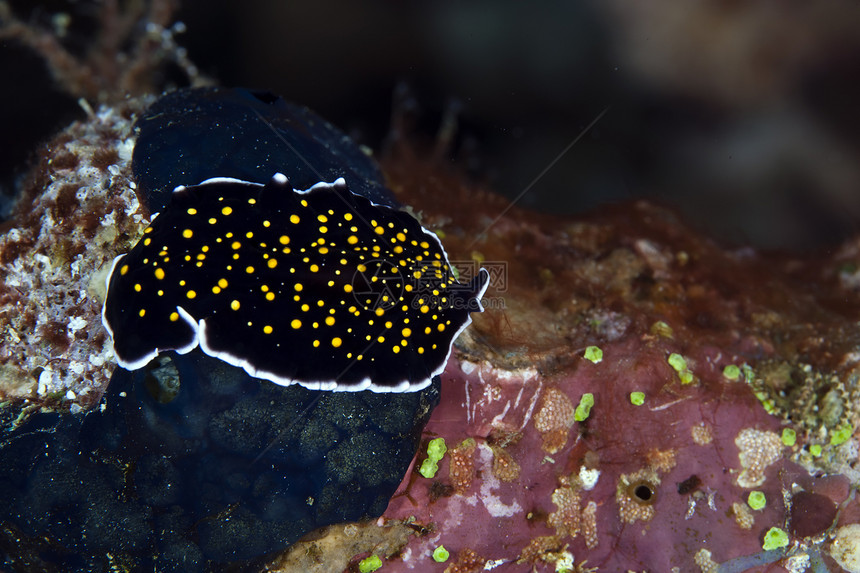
[380,347,819,571]
[326,147,860,573]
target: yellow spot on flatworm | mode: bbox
[222,206,233,215]
[169,312,179,322]
[375,308,385,317]
[263,325,273,334]
[231,241,241,250]
[208,217,217,224]
[212,286,221,294]
[231,300,240,311]
[138,309,146,317]
[134,283,142,292]
[268,259,278,269]
[294,283,303,292]
[154,268,165,280]
[310,264,319,272]
[290,214,300,224]
[266,292,275,301]
[279,235,290,245]
[218,278,228,289]
[393,345,400,353]
[120,264,129,275]
[246,266,254,274]
[374,227,384,235]
[332,337,342,348]
[186,290,197,299]
[325,316,335,326]
[344,284,353,293]
[313,340,320,348]
[291,319,302,329]
[402,328,412,337]
[317,214,327,222]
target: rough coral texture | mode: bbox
[282,144,860,572]
[0,101,151,410]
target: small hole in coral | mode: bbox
[635,485,652,500]
[627,480,657,505]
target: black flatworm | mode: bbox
[103,173,489,392]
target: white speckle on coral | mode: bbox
[37,369,52,396]
[783,553,810,573]
[831,523,860,573]
[68,361,85,375]
[68,316,88,332]
[65,390,76,400]
[117,138,135,162]
[482,559,507,570]
[460,360,478,375]
[555,551,575,572]
[579,466,600,490]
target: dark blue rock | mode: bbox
[0,353,439,571]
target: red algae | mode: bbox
[337,144,860,572]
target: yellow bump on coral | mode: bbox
[646,448,677,473]
[515,535,563,565]
[490,445,521,482]
[731,502,754,530]
[735,428,783,488]
[548,485,581,538]
[582,501,599,549]
[691,423,714,445]
[533,388,576,454]
[448,439,477,495]
[444,548,484,573]
[694,548,719,573]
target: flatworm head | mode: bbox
[102,174,489,392]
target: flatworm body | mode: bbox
[103,174,489,392]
